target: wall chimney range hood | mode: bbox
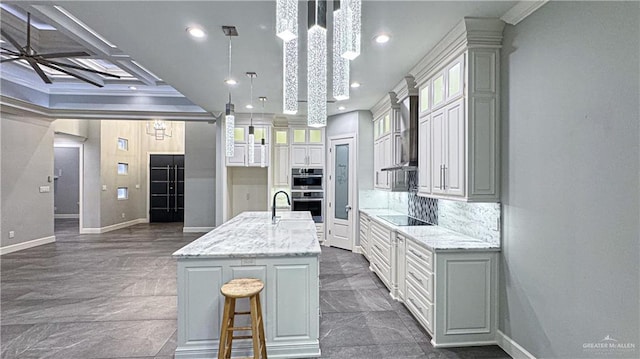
[381,76,419,172]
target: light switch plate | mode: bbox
[8,231,15,239]
[39,186,50,193]
[135,184,140,189]
[102,185,107,191]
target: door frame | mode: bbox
[146,151,184,222]
[53,142,84,233]
[326,133,357,250]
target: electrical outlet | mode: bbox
[9,231,15,239]
[121,213,126,219]
[102,185,107,191]
[135,184,140,189]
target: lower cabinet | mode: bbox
[360,213,498,348]
[316,223,325,242]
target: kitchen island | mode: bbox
[172,211,321,359]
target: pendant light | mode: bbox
[332,0,349,101]
[223,26,238,157]
[259,96,268,168]
[307,0,327,127]
[246,72,257,165]
[341,0,361,60]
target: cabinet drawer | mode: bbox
[406,257,434,302]
[370,221,391,239]
[406,281,434,333]
[406,239,433,271]
[370,247,391,288]
[371,237,391,266]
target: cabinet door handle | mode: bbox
[440,165,444,189]
[409,249,424,260]
[409,271,423,284]
[443,165,447,190]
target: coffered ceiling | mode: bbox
[2,1,518,118]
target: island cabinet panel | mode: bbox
[274,264,311,339]
[182,266,224,342]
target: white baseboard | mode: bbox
[80,218,146,234]
[497,330,536,359]
[353,245,363,254]
[182,226,214,233]
[54,214,79,219]
[0,235,56,255]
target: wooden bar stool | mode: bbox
[218,278,267,359]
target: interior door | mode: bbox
[150,154,184,222]
[328,137,355,250]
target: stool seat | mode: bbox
[221,278,265,298]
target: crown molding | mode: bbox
[501,1,549,25]
[410,17,505,87]
[370,92,399,120]
[0,96,215,122]
[393,76,418,102]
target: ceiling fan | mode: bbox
[0,12,120,87]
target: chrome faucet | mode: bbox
[272,190,291,224]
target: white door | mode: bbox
[431,108,445,194]
[308,146,324,167]
[445,98,465,196]
[327,137,355,250]
[274,146,289,186]
[290,145,308,167]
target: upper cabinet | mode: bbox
[414,18,504,202]
[226,125,270,167]
[371,92,408,191]
[272,128,290,186]
[290,127,324,168]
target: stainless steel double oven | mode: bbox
[291,168,323,223]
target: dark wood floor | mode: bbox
[0,219,510,359]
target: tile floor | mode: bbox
[0,220,510,359]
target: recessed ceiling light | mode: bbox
[246,104,254,109]
[128,86,137,90]
[186,26,206,38]
[374,34,391,44]
[350,82,361,88]
[338,106,346,111]
[225,78,237,85]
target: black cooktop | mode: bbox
[377,215,432,226]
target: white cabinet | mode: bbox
[418,114,431,195]
[430,99,464,197]
[394,234,407,301]
[290,127,324,168]
[416,49,500,202]
[373,136,391,189]
[226,125,270,167]
[368,220,392,289]
[273,146,290,186]
[358,212,370,260]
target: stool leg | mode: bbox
[256,293,267,358]
[225,298,236,359]
[250,295,261,359]
[218,297,232,359]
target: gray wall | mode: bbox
[1,117,54,247]
[500,2,639,358]
[184,122,217,229]
[54,147,80,215]
[82,121,102,229]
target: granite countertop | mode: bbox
[359,208,500,252]
[173,211,321,258]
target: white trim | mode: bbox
[326,134,357,251]
[353,245,363,254]
[54,214,79,219]
[431,339,498,348]
[0,235,56,255]
[182,226,214,233]
[501,1,549,25]
[497,330,537,359]
[79,218,146,234]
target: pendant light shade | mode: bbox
[332,1,349,101]
[223,26,238,157]
[247,72,257,165]
[341,0,361,60]
[276,0,298,42]
[307,0,327,128]
[283,38,298,115]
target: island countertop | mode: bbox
[173,211,321,258]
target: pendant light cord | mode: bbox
[250,75,254,126]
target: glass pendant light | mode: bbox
[276,0,298,42]
[247,72,257,165]
[223,26,238,157]
[342,0,361,60]
[307,0,327,127]
[259,97,268,168]
[332,0,349,101]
